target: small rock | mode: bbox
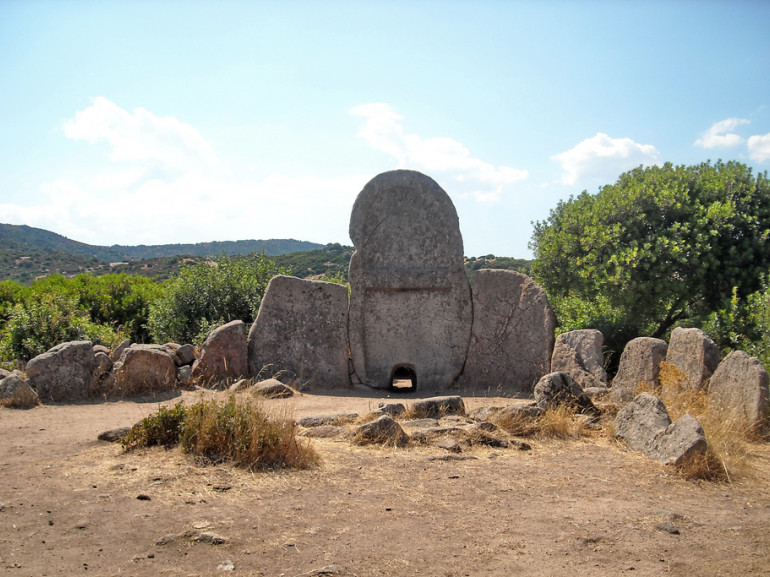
[426,454,478,461]
[298,425,348,438]
[656,521,680,535]
[194,532,226,545]
[228,378,252,392]
[353,415,409,446]
[217,560,235,571]
[435,439,462,453]
[97,427,131,442]
[252,379,294,398]
[377,402,406,417]
[410,396,466,418]
[155,534,178,546]
[136,494,151,501]
[304,566,349,576]
[298,413,358,427]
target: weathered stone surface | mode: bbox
[94,351,113,378]
[347,170,472,391]
[666,327,720,390]
[708,350,769,432]
[377,402,406,417]
[353,415,409,446]
[97,427,130,442]
[228,378,252,392]
[26,341,99,402]
[253,379,294,398]
[191,320,248,387]
[177,365,192,386]
[550,329,607,390]
[611,337,668,405]
[109,344,177,396]
[0,371,39,408]
[93,344,110,355]
[410,396,466,418]
[0,368,11,380]
[534,372,599,417]
[175,344,197,367]
[112,339,131,362]
[461,269,556,392]
[614,392,707,466]
[492,402,544,423]
[248,275,350,388]
[297,413,359,428]
[0,370,27,399]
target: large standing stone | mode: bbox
[348,170,472,391]
[550,329,607,390]
[614,392,707,466]
[191,320,248,386]
[460,269,556,392]
[708,350,769,432]
[666,327,720,390]
[611,337,668,405]
[108,344,177,396]
[25,341,99,402]
[248,275,350,388]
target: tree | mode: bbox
[147,253,286,345]
[530,161,770,342]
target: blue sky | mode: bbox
[1,1,769,257]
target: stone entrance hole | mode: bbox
[389,365,417,392]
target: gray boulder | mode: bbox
[614,392,707,466]
[0,370,39,408]
[248,275,350,388]
[550,329,607,390]
[26,341,99,402]
[410,396,466,418]
[460,269,555,392]
[175,344,197,367]
[611,337,668,405]
[252,378,294,398]
[353,415,409,446]
[708,350,769,432]
[108,344,177,396]
[191,320,248,387]
[177,365,192,386]
[666,327,720,390]
[93,344,110,355]
[347,170,472,391]
[111,339,131,362]
[533,372,599,418]
[95,351,113,378]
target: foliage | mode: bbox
[147,253,286,345]
[122,402,188,450]
[273,243,353,280]
[531,161,770,346]
[0,292,125,362]
[464,255,532,278]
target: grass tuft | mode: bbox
[123,396,318,471]
[0,384,40,409]
[493,405,591,439]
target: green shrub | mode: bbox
[147,253,286,345]
[122,402,188,450]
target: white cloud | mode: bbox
[0,98,368,246]
[350,103,527,203]
[552,133,660,186]
[747,132,770,163]
[694,117,750,149]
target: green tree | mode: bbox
[530,161,770,343]
[147,253,286,345]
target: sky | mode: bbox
[1,1,769,258]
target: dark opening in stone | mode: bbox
[390,365,417,392]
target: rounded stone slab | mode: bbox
[708,350,769,432]
[348,170,471,391]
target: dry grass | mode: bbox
[123,396,319,471]
[641,362,756,482]
[492,405,592,440]
[0,384,40,409]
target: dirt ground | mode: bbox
[2,387,770,577]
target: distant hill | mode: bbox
[0,223,324,283]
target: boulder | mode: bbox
[175,344,197,367]
[248,275,350,388]
[410,396,466,418]
[108,344,177,396]
[93,344,110,355]
[550,329,607,390]
[708,350,769,432]
[533,372,599,418]
[0,370,26,399]
[460,269,555,392]
[0,368,11,380]
[0,370,39,408]
[111,339,131,362]
[177,365,192,386]
[611,337,668,405]
[26,341,99,402]
[228,378,252,393]
[614,392,707,466]
[377,402,406,417]
[297,413,359,428]
[666,327,720,390]
[191,320,248,387]
[94,351,113,378]
[353,415,409,446]
[347,170,472,391]
[252,379,294,398]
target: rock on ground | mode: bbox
[191,320,248,387]
[666,327,720,390]
[352,415,409,446]
[611,337,668,405]
[550,329,607,390]
[708,350,769,432]
[410,396,466,418]
[108,344,177,396]
[25,341,99,402]
[534,372,599,418]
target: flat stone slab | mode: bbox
[297,413,359,428]
[410,396,466,418]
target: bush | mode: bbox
[147,253,286,345]
[123,397,318,471]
